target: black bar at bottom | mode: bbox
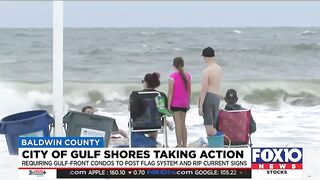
[57,169,251,178]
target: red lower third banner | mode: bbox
[251,163,303,170]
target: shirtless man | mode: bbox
[198,47,223,136]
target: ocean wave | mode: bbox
[1,80,320,117]
[242,89,320,107]
[232,30,242,34]
[141,31,157,35]
[292,43,320,51]
[14,32,29,37]
[173,47,183,51]
[78,48,110,56]
[221,43,320,54]
[298,30,317,36]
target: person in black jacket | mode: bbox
[224,89,256,134]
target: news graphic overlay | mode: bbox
[19,138,251,178]
[252,148,303,178]
[18,137,104,179]
[55,149,251,178]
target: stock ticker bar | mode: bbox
[56,168,252,178]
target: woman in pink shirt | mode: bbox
[168,57,191,147]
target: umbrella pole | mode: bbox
[53,1,64,137]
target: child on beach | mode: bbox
[168,57,191,147]
[82,106,128,138]
[224,89,256,134]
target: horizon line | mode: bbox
[1,26,320,29]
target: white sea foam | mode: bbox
[0,80,320,148]
[1,84,320,178]
[298,30,317,36]
[141,31,156,35]
[232,30,242,34]
[0,85,35,118]
[173,47,182,51]
[27,91,52,106]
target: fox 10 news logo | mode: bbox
[252,148,303,178]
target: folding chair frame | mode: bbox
[224,137,253,148]
[128,91,168,148]
[219,108,253,148]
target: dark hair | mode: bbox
[173,57,188,89]
[144,72,160,89]
[82,106,94,113]
[225,89,238,104]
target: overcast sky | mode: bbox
[0,1,319,27]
